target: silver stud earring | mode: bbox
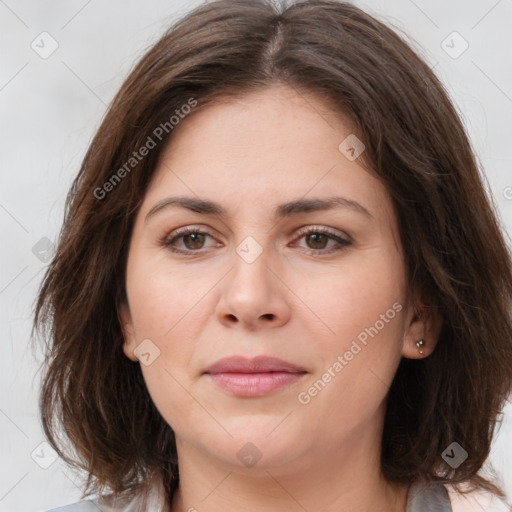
[416,339,425,355]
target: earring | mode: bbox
[416,339,425,355]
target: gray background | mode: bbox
[1,1,511,511]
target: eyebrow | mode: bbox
[145,195,373,222]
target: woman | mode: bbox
[35,0,512,511]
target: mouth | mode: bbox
[203,356,307,397]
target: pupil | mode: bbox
[184,233,204,249]
[308,233,327,249]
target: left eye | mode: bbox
[292,227,352,254]
[162,227,351,255]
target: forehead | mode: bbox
[141,85,391,225]
[161,85,352,162]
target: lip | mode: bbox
[204,356,307,397]
[205,355,306,374]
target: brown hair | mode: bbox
[33,0,512,505]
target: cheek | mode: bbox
[297,248,406,399]
[124,250,227,404]
[124,256,204,402]
[127,263,203,430]
[303,249,406,343]
[125,251,208,338]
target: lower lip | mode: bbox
[206,372,306,397]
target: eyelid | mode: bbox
[293,224,351,242]
[289,225,352,255]
[161,225,218,248]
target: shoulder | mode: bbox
[44,493,148,512]
[45,502,100,512]
[406,482,511,512]
[44,495,138,512]
[44,472,169,512]
[445,484,511,512]
[407,482,452,511]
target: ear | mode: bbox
[119,303,138,362]
[402,300,443,359]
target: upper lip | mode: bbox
[204,356,307,374]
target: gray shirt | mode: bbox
[46,481,452,511]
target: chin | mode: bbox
[196,417,308,470]
[162,392,315,469]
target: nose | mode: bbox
[216,240,292,331]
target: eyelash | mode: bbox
[160,225,352,256]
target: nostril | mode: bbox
[262,313,274,320]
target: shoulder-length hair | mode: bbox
[33,0,512,503]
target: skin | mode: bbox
[120,84,441,512]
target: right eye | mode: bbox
[161,226,220,254]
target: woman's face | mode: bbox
[121,84,432,474]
